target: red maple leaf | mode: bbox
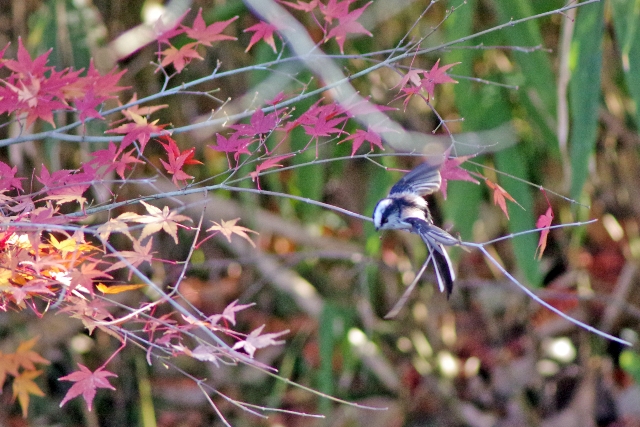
[159,42,203,73]
[485,178,518,219]
[87,142,144,179]
[3,38,51,77]
[159,136,202,166]
[3,75,68,127]
[59,364,117,411]
[37,165,92,205]
[244,21,279,53]
[159,136,202,187]
[420,59,459,100]
[299,103,348,156]
[85,62,128,99]
[535,206,554,259]
[340,128,383,156]
[106,111,169,153]
[183,9,238,46]
[249,153,295,189]
[439,155,479,199]
[73,89,105,123]
[325,2,372,53]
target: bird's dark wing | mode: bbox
[405,217,456,297]
[389,162,442,197]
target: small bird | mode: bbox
[373,161,458,297]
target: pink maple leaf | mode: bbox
[0,161,24,191]
[87,142,144,179]
[319,0,357,24]
[244,21,279,53]
[232,325,289,358]
[37,165,92,200]
[439,155,479,199]
[249,153,295,189]
[325,2,372,53]
[207,299,256,326]
[59,364,117,411]
[73,89,105,123]
[4,38,52,77]
[158,42,203,73]
[280,0,319,12]
[535,206,554,260]
[183,9,238,46]
[208,133,252,168]
[420,59,459,100]
[340,128,383,156]
[229,109,278,140]
[85,62,128,99]
[66,263,112,295]
[300,103,348,156]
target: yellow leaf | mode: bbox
[97,283,145,294]
[12,370,44,417]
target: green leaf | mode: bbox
[493,0,558,152]
[611,0,640,129]
[569,1,604,199]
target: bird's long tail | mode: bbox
[430,243,455,298]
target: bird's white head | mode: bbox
[373,198,400,231]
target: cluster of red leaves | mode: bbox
[0,39,125,127]
[155,9,238,73]
[155,1,375,68]
[394,59,460,108]
[281,0,373,53]
[209,96,391,187]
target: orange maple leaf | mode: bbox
[207,218,258,248]
[14,336,50,371]
[120,94,168,120]
[12,369,45,417]
[484,178,520,219]
[104,237,154,279]
[0,351,18,389]
[159,42,202,73]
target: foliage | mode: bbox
[1,0,639,425]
